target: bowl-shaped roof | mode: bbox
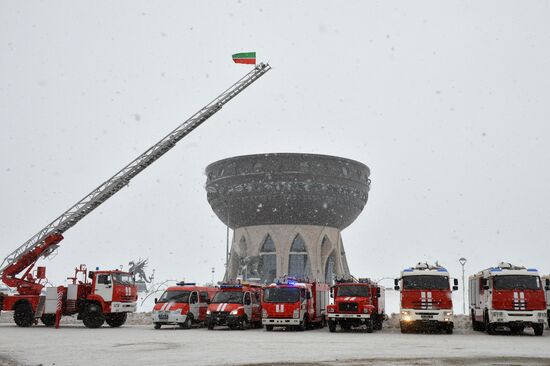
[205,153,370,230]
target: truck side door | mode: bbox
[94,274,113,302]
[189,291,199,318]
[199,291,209,320]
[243,292,252,320]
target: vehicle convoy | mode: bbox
[469,262,548,336]
[262,278,329,331]
[326,277,385,333]
[152,283,217,329]
[544,275,550,325]
[0,63,271,328]
[205,283,263,330]
[394,263,458,334]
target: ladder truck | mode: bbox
[0,63,271,328]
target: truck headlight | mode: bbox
[538,312,546,318]
[262,309,267,318]
[492,311,504,317]
[327,307,335,313]
[363,308,370,314]
[444,311,453,317]
[206,309,211,315]
[230,309,239,315]
[293,309,299,319]
[401,311,411,322]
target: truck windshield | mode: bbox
[212,291,243,304]
[403,275,449,290]
[112,273,134,285]
[336,285,370,297]
[158,290,190,303]
[493,275,541,290]
[263,288,300,303]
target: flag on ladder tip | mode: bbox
[232,52,256,65]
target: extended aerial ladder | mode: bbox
[0,63,271,298]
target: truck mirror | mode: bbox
[88,271,94,279]
[329,288,334,298]
[394,278,399,286]
[154,298,158,304]
[482,279,489,290]
[452,285,459,291]
[394,285,400,291]
[376,287,381,298]
[546,278,550,287]
[453,278,458,286]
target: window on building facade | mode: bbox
[289,234,310,279]
[258,234,277,283]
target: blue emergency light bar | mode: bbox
[176,282,196,286]
[403,268,413,272]
[527,268,538,272]
[220,284,243,289]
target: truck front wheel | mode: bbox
[41,314,56,327]
[265,325,273,331]
[328,320,336,333]
[82,303,105,328]
[14,302,34,327]
[365,319,374,333]
[105,312,127,328]
[154,322,162,329]
[533,324,544,336]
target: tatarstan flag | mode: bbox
[232,52,256,65]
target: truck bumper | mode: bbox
[489,310,546,326]
[400,308,453,329]
[205,314,242,327]
[263,318,301,325]
[152,311,187,325]
[328,313,370,319]
[110,302,137,313]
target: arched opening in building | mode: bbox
[288,234,310,279]
[258,234,277,283]
[237,236,248,279]
[325,252,335,284]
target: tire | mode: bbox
[328,320,336,333]
[366,319,373,333]
[534,324,544,336]
[374,316,383,330]
[105,313,127,328]
[82,303,105,328]
[207,322,214,330]
[41,314,56,327]
[154,322,162,329]
[445,325,453,335]
[400,324,409,334]
[180,314,193,329]
[240,316,249,330]
[471,311,482,331]
[265,325,274,332]
[14,302,34,327]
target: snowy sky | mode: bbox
[1,1,550,312]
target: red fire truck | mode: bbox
[205,283,262,330]
[394,263,458,334]
[152,283,217,329]
[262,278,329,331]
[327,277,385,333]
[544,275,550,325]
[469,263,547,336]
[2,261,137,328]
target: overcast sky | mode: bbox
[1,1,549,312]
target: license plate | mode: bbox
[421,315,433,319]
[159,313,169,320]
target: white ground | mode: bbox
[1,313,549,366]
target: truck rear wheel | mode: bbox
[105,312,127,328]
[180,314,193,329]
[240,315,249,330]
[154,322,162,329]
[82,303,105,328]
[533,324,544,336]
[41,314,56,327]
[265,325,274,331]
[14,302,34,327]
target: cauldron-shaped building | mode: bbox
[205,153,370,283]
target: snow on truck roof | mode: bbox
[401,263,449,276]
[470,263,540,278]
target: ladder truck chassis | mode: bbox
[0,63,271,328]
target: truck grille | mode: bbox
[211,311,228,320]
[411,300,442,310]
[338,302,358,312]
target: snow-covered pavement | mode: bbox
[1,316,549,366]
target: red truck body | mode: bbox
[469,263,547,336]
[326,278,385,333]
[152,283,218,329]
[205,283,262,330]
[395,263,457,334]
[262,279,329,331]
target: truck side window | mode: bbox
[199,292,208,303]
[97,274,110,284]
[244,292,251,305]
[300,289,306,300]
[190,292,198,304]
[254,292,260,303]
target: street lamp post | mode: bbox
[459,257,467,314]
[211,267,215,286]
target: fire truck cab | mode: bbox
[262,278,329,331]
[152,283,217,329]
[327,277,385,333]
[469,263,547,336]
[395,263,457,334]
[543,275,550,325]
[205,283,262,330]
